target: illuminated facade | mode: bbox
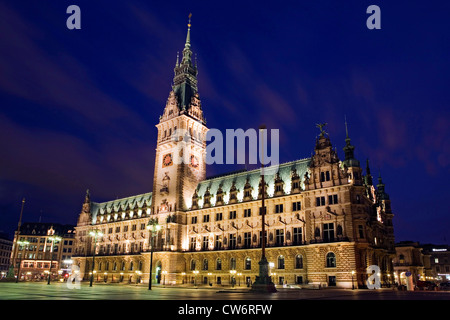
[73,20,396,289]
[11,222,76,281]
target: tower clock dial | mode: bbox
[162,153,173,167]
[190,155,199,168]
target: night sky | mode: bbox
[0,1,449,245]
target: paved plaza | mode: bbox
[0,281,449,300]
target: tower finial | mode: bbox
[344,115,349,139]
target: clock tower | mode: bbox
[152,16,208,251]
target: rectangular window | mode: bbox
[191,216,198,224]
[358,225,364,239]
[328,194,339,205]
[316,196,326,206]
[215,235,222,250]
[275,229,284,246]
[229,211,237,219]
[259,207,267,215]
[123,226,128,232]
[190,237,196,251]
[216,212,223,221]
[229,234,236,249]
[244,232,252,247]
[293,227,302,244]
[203,215,210,223]
[115,226,120,233]
[244,208,251,217]
[323,223,335,242]
[202,236,209,250]
[275,204,283,213]
[132,224,137,231]
[292,201,301,211]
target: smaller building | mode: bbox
[0,232,13,277]
[11,222,76,281]
[393,241,431,286]
[422,244,450,282]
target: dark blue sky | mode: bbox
[0,1,449,244]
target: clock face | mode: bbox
[162,153,173,167]
[190,155,199,168]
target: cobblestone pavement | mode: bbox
[0,281,449,300]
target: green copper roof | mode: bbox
[193,158,310,209]
[90,192,152,224]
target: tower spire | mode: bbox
[342,117,360,167]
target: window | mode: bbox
[245,257,251,270]
[320,171,331,182]
[277,255,285,269]
[259,207,267,215]
[323,223,335,242]
[316,196,326,206]
[229,211,237,219]
[191,216,198,224]
[124,225,128,232]
[230,258,236,270]
[292,201,301,211]
[328,194,338,205]
[216,258,222,270]
[115,226,120,233]
[275,204,283,213]
[244,232,251,248]
[108,228,113,234]
[358,225,364,239]
[215,235,222,250]
[326,252,336,268]
[132,224,137,231]
[275,229,284,246]
[229,234,237,249]
[244,209,251,217]
[190,259,196,271]
[293,227,302,245]
[189,237,196,251]
[216,212,223,221]
[275,184,283,192]
[203,215,210,223]
[202,236,209,250]
[203,259,208,270]
[295,254,303,269]
[292,181,300,189]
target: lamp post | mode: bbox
[251,125,277,293]
[11,198,26,283]
[146,218,161,290]
[47,235,62,285]
[230,270,236,288]
[89,229,103,287]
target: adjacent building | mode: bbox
[0,232,13,277]
[72,19,396,289]
[11,222,76,281]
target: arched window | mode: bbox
[129,261,134,271]
[230,258,236,270]
[278,255,285,269]
[295,254,303,269]
[245,257,251,270]
[326,252,336,268]
[216,258,222,270]
[203,258,208,271]
[190,259,196,271]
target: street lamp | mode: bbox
[146,218,161,290]
[251,125,276,293]
[230,270,237,288]
[89,229,103,287]
[47,235,62,285]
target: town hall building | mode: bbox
[72,19,396,289]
